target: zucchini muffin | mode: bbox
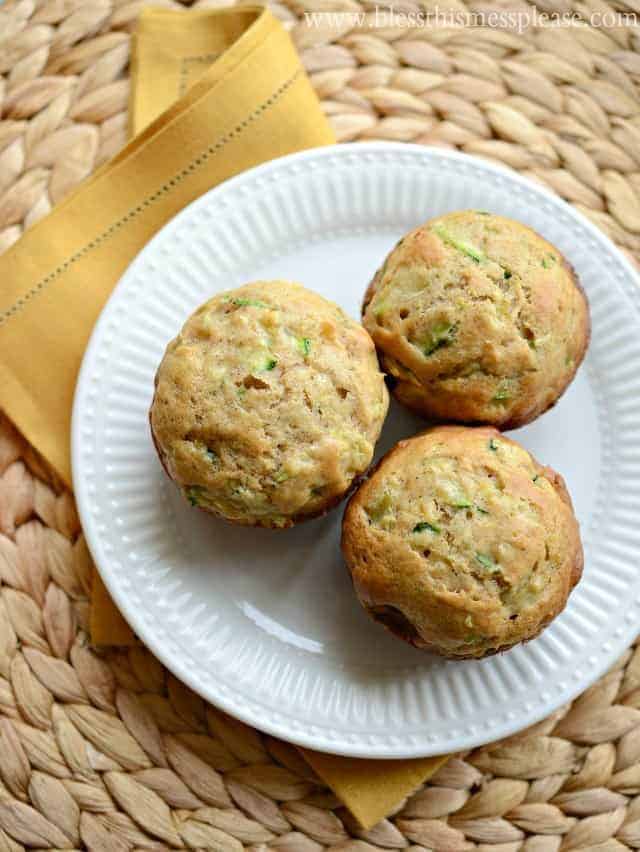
[362,211,590,429]
[150,281,389,528]
[342,426,583,658]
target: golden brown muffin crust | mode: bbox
[150,281,389,528]
[362,211,591,429]
[342,426,583,658]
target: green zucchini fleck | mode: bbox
[275,470,289,483]
[489,438,499,451]
[249,354,277,374]
[423,322,455,356]
[297,337,311,357]
[413,521,441,534]
[493,387,510,403]
[452,498,471,509]
[532,474,540,483]
[475,552,497,571]
[503,269,512,280]
[541,255,556,269]
[476,505,489,515]
[185,485,206,507]
[228,297,271,308]
[433,225,485,263]
[206,448,217,463]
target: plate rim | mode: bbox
[72,141,640,758]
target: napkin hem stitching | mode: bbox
[179,54,219,96]
[0,66,303,329]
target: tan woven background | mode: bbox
[2,0,640,849]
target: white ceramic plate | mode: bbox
[73,143,640,758]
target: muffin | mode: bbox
[342,426,583,658]
[150,281,389,528]
[362,211,590,429]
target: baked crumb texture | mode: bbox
[362,210,591,428]
[150,280,389,528]
[342,425,583,658]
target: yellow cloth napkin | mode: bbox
[0,5,447,826]
[304,749,449,828]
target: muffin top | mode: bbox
[362,211,590,428]
[150,281,389,528]
[342,426,583,658]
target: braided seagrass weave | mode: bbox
[2,0,640,848]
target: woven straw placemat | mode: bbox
[2,0,640,849]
